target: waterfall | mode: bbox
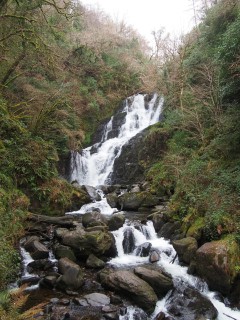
[70,93,163,186]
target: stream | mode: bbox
[19,93,240,320]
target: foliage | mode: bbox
[146,0,240,245]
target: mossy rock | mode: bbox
[195,237,240,294]
[35,178,91,215]
[118,191,159,211]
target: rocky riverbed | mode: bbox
[17,184,240,320]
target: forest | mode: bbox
[0,0,239,318]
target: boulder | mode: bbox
[86,254,105,269]
[61,227,114,256]
[147,212,166,233]
[99,269,158,314]
[106,193,119,208]
[24,239,49,260]
[40,275,59,288]
[82,212,107,228]
[118,191,159,211]
[27,259,55,272]
[158,222,181,240]
[172,237,198,264]
[135,242,152,257]
[54,244,76,262]
[57,257,84,291]
[195,239,240,294]
[83,185,101,201]
[134,266,173,297]
[75,293,110,307]
[108,214,125,231]
[165,285,218,320]
[149,248,160,263]
[122,227,135,254]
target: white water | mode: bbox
[70,93,163,186]
[110,221,240,320]
[67,189,118,215]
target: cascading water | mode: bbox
[111,221,240,320]
[70,93,163,186]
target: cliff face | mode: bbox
[110,123,168,185]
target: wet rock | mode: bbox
[158,221,181,240]
[24,239,49,260]
[106,193,119,208]
[110,294,122,305]
[122,227,135,254]
[134,266,173,297]
[20,276,40,286]
[118,191,159,211]
[149,248,160,263]
[27,258,55,272]
[172,237,198,264]
[83,185,101,201]
[195,239,240,295]
[166,285,218,320]
[54,244,76,262]
[135,242,152,257]
[99,269,158,313]
[40,275,59,288]
[120,307,148,320]
[108,214,125,231]
[56,257,84,291]
[86,254,105,269]
[82,211,108,228]
[147,212,166,232]
[110,129,148,185]
[229,278,240,309]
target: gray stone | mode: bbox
[108,214,125,231]
[82,211,107,228]
[84,293,110,307]
[149,249,160,263]
[83,185,101,201]
[134,266,173,297]
[172,237,198,264]
[27,240,49,260]
[57,257,84,291]
[118,191,159,211]
[54,244,76,262]
[86,254,105,269]
[135,242,152,257]
[106,193,119,208]
[166,285,218,320]
[99,269,158,313]
[195,240,240,295]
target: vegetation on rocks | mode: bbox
[146,0,240,250]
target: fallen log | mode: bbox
[27,213,76,228]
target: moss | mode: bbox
[35,178,90,216]
[222,235,240,279]
[186,217,205,240]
